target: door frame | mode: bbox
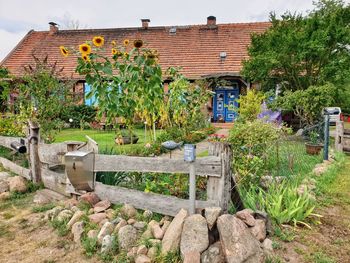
[213,85,240,122]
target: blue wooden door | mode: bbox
[213,88,239,122]
[84,83,96,106]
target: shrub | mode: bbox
[59,104,97,129]
[237,90,265,122]
[0,114,25,136]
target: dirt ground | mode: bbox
[0,193,101,263]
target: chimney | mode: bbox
[141,19,150,29]
[207,16,216,26]
[49,22,59,35]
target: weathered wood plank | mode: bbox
[0,135,25,150]
[94,155,221,177]
[41,167,70,196]
[38,141,85,165]
[0,157,31,180]
[85,135,99,153]
[95,182,217,216]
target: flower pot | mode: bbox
[305,143,323,155]
[115,135,139,145]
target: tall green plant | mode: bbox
[237,90,265,122]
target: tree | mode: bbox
[241,0,350,93]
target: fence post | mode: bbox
[335,121,344,152]
[207,142,243,212]
[28,121,41,183]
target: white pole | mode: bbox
[189,162,196,215]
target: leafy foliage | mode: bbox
[0,113,26,136]
[59,104,97,129]
[236,90,265,122]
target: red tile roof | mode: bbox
[1,22,270,80]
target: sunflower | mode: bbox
[82,54,90,62]
[79,43,92,54]
[123,39,129,46]
[111,40,117,46]
[59,46,69,57]
[112,48,117,55]
[133,39,143,48]
[93,36,104,47]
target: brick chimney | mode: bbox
[207,16,216,26]
[49,22,59,35]
[141,19,150,29]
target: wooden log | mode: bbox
[94,182,217,216]
[28,121,41,183]
[94,155,222,177]
[85,135,99,153]
[41,167,70,196]
[0,157,31,180]
[335,121,344,152]
[207,142,243,212]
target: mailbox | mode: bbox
[184,144,196,162]
[65,151,95,191]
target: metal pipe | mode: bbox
[189,163,196,215]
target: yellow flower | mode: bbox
[82,54,90,62]
[59,46,69,57]
[112,48,117,55]
[93,36,104,47]
[133,39,143,48]
[123,52,129,58]
[111,40,117,46]
[79,43,92,54]
[123,39,129,46]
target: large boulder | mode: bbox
[118,225,138,250]
[204,207,222,230]
[217,214,264,263]
[7,176,27,193]
[162,208,188,254]
[183,251,200,263]
[250,219,266,242]
[201,242,225,263]
[71,221,85,245]
[0,180,9,193]
[180,214,209,257]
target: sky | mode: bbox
[0,0,346,61]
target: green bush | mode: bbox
[0,114,25,136]
[241,181,316,225]
[59,104,97,129]
[237,90,265,122]
[229,120,284,187]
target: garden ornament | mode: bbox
[161,140,183,159]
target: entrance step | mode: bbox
[212,123,234,129]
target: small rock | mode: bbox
[71,221,85,245]
[127,247,138,258]
[143,210,153,219]
[135,255,151,263]
[161,220,171,233]
[137,245,148,255]
[204,207,222,230]
[45,207,63,221]
[128,218,136,225]
[87,229,98,239]
[263,238,273,256]
[254,210,273,235]
[121,204,137,218]
[134,221,147,230]
[101,235,113,254]
[80,192,100,206]
[88,213,107,224]
[184,251,200,263]
[71,206,80,213]
[111,217,123,225]
[56,209,73,222]
[149,239,161,246]
[141,227,153,239]
[260,176,285,189]
[97,222,114,243]
[313,164,327,176]
[67,210,85,229]
[250,219,266,242]
[236,208,256,227]
[105,208,115,219]
[201,242,225,263]
[180,214,209,257]
[0,180,9,193]
[0,191,10,201]
[94,199,111,213]
[114,219,127,233]
[149,220,164,239]
[99,219,109,227]
[118,225,138,250]
[147,247,157,260]
[162,208,188,254]
[64,198,79,209]
[88,208,94,215]
[7,176,27,193]
[160,216,171,226]
[295,129,303,137]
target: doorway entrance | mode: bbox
[213,87,239,122]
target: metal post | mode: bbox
[323,114,330,160]
[189,163,196,215]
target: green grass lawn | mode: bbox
[55,128,163,154]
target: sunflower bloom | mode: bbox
[59,46,69,57]
[111,40,117,46]
[123,39,129,46]
[79,43,92,54]
[112,48,117,55]
[93,36,104,47]
[133,39,143,48]
[82,54,90,62]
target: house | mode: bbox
[0,16,270,123]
